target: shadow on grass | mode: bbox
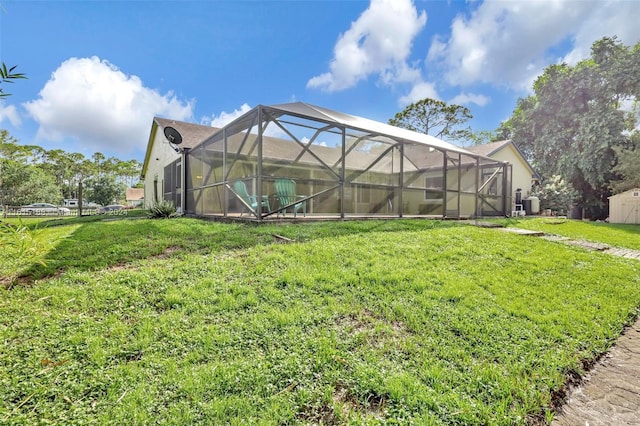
[590,221,640,235]
[14,217,461,285]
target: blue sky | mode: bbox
[1,0,639,163]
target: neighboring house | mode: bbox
[608,188,640,224]
[141,103,514,220]
[465,140,538,200]
[125,188,144,207]
[141,117,219,209]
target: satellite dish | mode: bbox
[164,126,183,145]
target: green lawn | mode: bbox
[1,218,639,424]
[501,217,640,250]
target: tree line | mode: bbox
[0,130,142,208]
[498,37,640,218]
[391,37,640,219]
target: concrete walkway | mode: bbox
[539,234,640,261]
[552,317,640,425]
[493,226,640,424]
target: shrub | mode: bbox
[146,200,179,219]
[531,175,578,215]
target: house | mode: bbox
[465,140,538,199]
[141,103,515,221]
[141,117,219,210]
[608,188,640,224]
[125,188,144,207]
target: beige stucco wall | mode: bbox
[143,126,182,208]
[488,145,534,198]
[609,189,640,224]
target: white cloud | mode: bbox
[428,0,640,90]
[0,103,21,127]
[24,56,194,155]
[398,81,439,106]
[449,92,490,107]
[307,0,426,92]
[203,103,252,128]
[561,1,640,65]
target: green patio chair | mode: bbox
[233,180,270,216]
[274,178,306,217]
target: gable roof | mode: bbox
[154,117,219,148]
[141,117,219,179]
[464,140,512,157]
[465,140,538,178]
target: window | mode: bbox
[481,170,499,195]
[425,175,443,189]
[425,175,444,199]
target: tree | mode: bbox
[500,37,640,219]
[85,175,124,206]
[1,130,143,208]
[0,160,60,206]
[468,129,499,145]
[38,149,74,196]
[92,152,106,177]
[0,62,26,98]
[388,98,473,142]
[112,158,142,188]
[612,131,640,192]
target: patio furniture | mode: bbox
[233,180,270,215]
[274,178,306,217]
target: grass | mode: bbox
[499,217,640,250]
[1,217,640,424]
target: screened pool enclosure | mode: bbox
[165,103,512,221]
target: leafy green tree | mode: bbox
[92,152,106,177]
[612,131,640,192]
[38,149,74,196]
[468,129,499,145]
[0,130,33,162]
[1,130,142,208]
[0,160,61,206]
[85,175,125,206]
[500,37,640,218]
[389,98,473,142]
[0,62,26,98]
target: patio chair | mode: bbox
[233,180,270,216]
[274,178,306,217]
